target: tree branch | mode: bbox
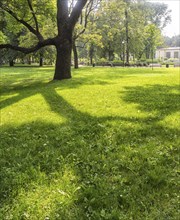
[0,38,55,54]
[27,0,39,33]
[73,0,101,39]
[0,3,43,41]
[76,40,90,48]
[69,0,89,29]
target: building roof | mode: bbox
[157,47,180,51]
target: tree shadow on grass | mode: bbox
[1,66,128,96]
[121,84,180,120]
[0,83,179,219]
[0,75,114,111]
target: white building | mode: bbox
[155,47,180,60]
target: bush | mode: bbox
[96,61,110,66]
[161,58,179,65]
[112,60,124,66]
[145,59,159,64]
[136,61,146,66]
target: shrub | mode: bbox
[112,60,124,66]
[146,59,159,64]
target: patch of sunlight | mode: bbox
[57,86,147,119]
[169,89,180,95]
[4,169,80,220]
[159,112,180,130]
[1,94,67,126]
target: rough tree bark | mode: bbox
[54,36,72,80]
[53,0,89,79]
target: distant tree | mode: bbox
[95,0,125,61]
[93,0,170,63]
[128,0,171,60]
[127,0,170,60]
[146,1,171,30]
[163,35,180,47]
[144,24,163,59]
[72,0,101,69]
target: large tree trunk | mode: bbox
[72,40,78,69]
[53,38,72,80]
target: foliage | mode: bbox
[0,0,57,65]
[0,0,172,70]
[163,35,180,47]
[1,0,97,79]
[144,24,163,59]
[79,0,169,62]
[0,31,7,44]
[0,66,179,219]
[145,1,171,29]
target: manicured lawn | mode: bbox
[0,66,179,219]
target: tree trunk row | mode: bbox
[9,53,44,67]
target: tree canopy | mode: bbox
[0,0,99,79]
[0,0,172,79]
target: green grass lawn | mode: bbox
[0,66,179,219]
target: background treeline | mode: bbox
[164,35,180,47]
[0,0,178,67]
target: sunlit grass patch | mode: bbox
[0,66,179,219]
[2,169,80,220]
[1,93,66,126]
[159,112,180,130]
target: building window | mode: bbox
[166,52,171,58]
[174,51,179,58]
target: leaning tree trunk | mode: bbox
[53,37,72,80]
[72,40,78,69]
